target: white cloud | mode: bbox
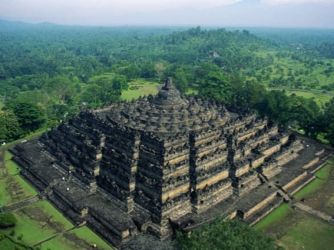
[0,0,241,14]
[0,0,333,26]
[261,0,334,5]
[0,0,243,24]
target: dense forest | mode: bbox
[176,219,276,250]
[0,20,334,147]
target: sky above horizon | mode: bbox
[0,0,334,28]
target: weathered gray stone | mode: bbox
[12,77,332,248]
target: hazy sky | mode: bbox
[0,0,334,28]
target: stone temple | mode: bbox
[11,78,332,247]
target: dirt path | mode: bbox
[32,225,79,247]
[293,202,334,224]
[259,169,334,227]
[1,195,40,212]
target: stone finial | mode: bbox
[164,77,173,89]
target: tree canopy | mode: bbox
[0,22,333,145]
[176,219,277,250]
[0,213,17,228]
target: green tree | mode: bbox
[176,219,276,250]
[155,62,167,82]
[228,78,266,112]
[80,83,121,108]
[198,70,233,105]
[326,124,334,146]
[0,65,6,80]
[80,84,104,108]
[0,213,17,228]
[112,75,128,91]
[255,90,292,125]
[173,68,188,93]
[322,98,334,146]
[116,64,140,80]
[11,102,46,133]
[46,76,77,104]
[0,111,22,142]
[288,96,320,137]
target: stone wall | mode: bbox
[98,125,139,212]
[243,192,277,219]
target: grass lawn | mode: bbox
[121,79,159,101]
[33,201,74,230]
[254,203,292,231]
[39,226,113,250]
[72,226,112,249]
[186,88,198,95]
[0,188,113,250]
[295,157,334,215]
[89,72,115,83]
[0,178,12,206]
[0,128,114,250]
[4,151,13,161]
[39,236,74,250]
[1,144,114,250]
[39,236,78,250]
[256,54,334,88]
[4,152,20,176]
[279,216,334,250]
[0,153,37,206]
[0,200,74,246]
[13,175,38,196]
[267,88,332,107]
[252,52,334,108]
[1,150,112,249]
[294,159,333,200]
[255,157,334,250]
[294,177,325,200]
[5,161,20,176]
[286,90,332,106]
[0,237,29,250]
[1,211,56,246]
[256,205,334,250]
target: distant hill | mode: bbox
[0,19,32,30]
[246,27,334,47]
[0,18,184,34]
